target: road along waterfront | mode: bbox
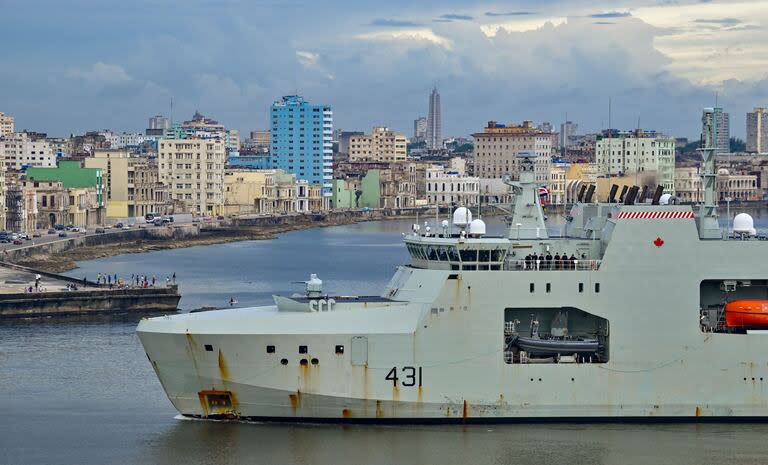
[5,214,768,464]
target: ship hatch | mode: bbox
[504,307,609,364]
[199,390,236,416]
[351,336,368,366]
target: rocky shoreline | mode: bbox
[16,215,386,273]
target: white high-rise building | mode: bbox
[559,121,577,149]
[746,107,768,154]
[0,112,14,136]
[0,132,55,170]
[595,130,676,194]
[426,88,441,149]
[702,107,730,154]
[413,117,427,141]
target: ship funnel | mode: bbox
[608,184,619,203]
[577,185,587,202]
[618,185,629,203]
[639,185,649,203]
[584,185,595,203]
[624,186,639,205]
[651,185,664,205]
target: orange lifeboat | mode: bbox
[725,300,768,328]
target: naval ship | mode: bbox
[138,140,768,422]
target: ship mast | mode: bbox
[505,152,548,240]
[697,106,721,239]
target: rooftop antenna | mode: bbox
[635,115,641,186]
[169,97,173,125]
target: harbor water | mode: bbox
[4,212,768,464]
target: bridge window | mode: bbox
[299,345,308,354]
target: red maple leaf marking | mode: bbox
[653,237,664,247]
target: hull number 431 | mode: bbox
[385,366,423,387]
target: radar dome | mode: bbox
[659,193,672,205]
[468,219,486,237]
[733,213,756,235]
[718,168,730,176]
[441,219,449,228]
[452,207,473,227]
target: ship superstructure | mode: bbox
[138,149,768,422]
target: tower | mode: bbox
[426,88,442,149]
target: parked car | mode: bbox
[54,224,65,231]
[12,239,22,245]
[58,232,68,238]
[32,232,41,238]
[95,228,105,234]
[122,225,131,230]
[18,233,29,240]
[70,227,81,232]
[47,229,56,235]
[114,222,124,229]
[153,218,163,226]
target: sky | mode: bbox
[1,0,767,140]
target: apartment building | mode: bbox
[348,127,407,162]
[473,120,552,184]
[595,130,676,194]
[158,138,225,215]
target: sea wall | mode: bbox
[0,285,181,318]
[4,224,200,262]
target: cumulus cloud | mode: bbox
[356,29,453,49]
[296,51,320,68]
[66,62,132,85]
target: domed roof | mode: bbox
[718,168,729,175]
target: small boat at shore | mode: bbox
[725,300,768,328]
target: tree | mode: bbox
[730,137,746,153]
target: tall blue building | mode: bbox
[271,95,333,201]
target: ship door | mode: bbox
[351,336,368,366]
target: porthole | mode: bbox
[204,344,213,352]
[335,345,344,354]
[280,358,288,365]
[311,358,319,365]
[300,359,309,366]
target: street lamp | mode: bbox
[725,196,733,238]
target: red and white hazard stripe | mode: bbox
[616,211,694,219]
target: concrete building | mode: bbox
[560,121,577,150]
[702,107,730,154]
[425,161,479,207]
[348,127,407,162]
[675,166,703,204]
[0,112,13,136]
[426,88,442,149]
[549,163,567,205]
[747,107,768,154]
[147,115,170,137]
[413,117,427,141]
[270,95,333,203]
[85,150,168,218]
[1,131,55,170]
[5,183,37,233]
[25,160,104,207]
[337,131,364,158]
[223,169,277,215]
[472,120,553,184]
[247,130,270,150]
[716,168,759,202]
[20,179,102,228]
[158,138,225,215]
[595,130,676,194]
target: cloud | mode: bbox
[369,18,422,27]
[693,17,741,26]
[356,29,453,49]
[66,62,132,86]
[590,11,632,18]
[439,14,473,21]
[485,11,536,17]
[296,51,319,68]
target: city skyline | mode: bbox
[2,0,768,139]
